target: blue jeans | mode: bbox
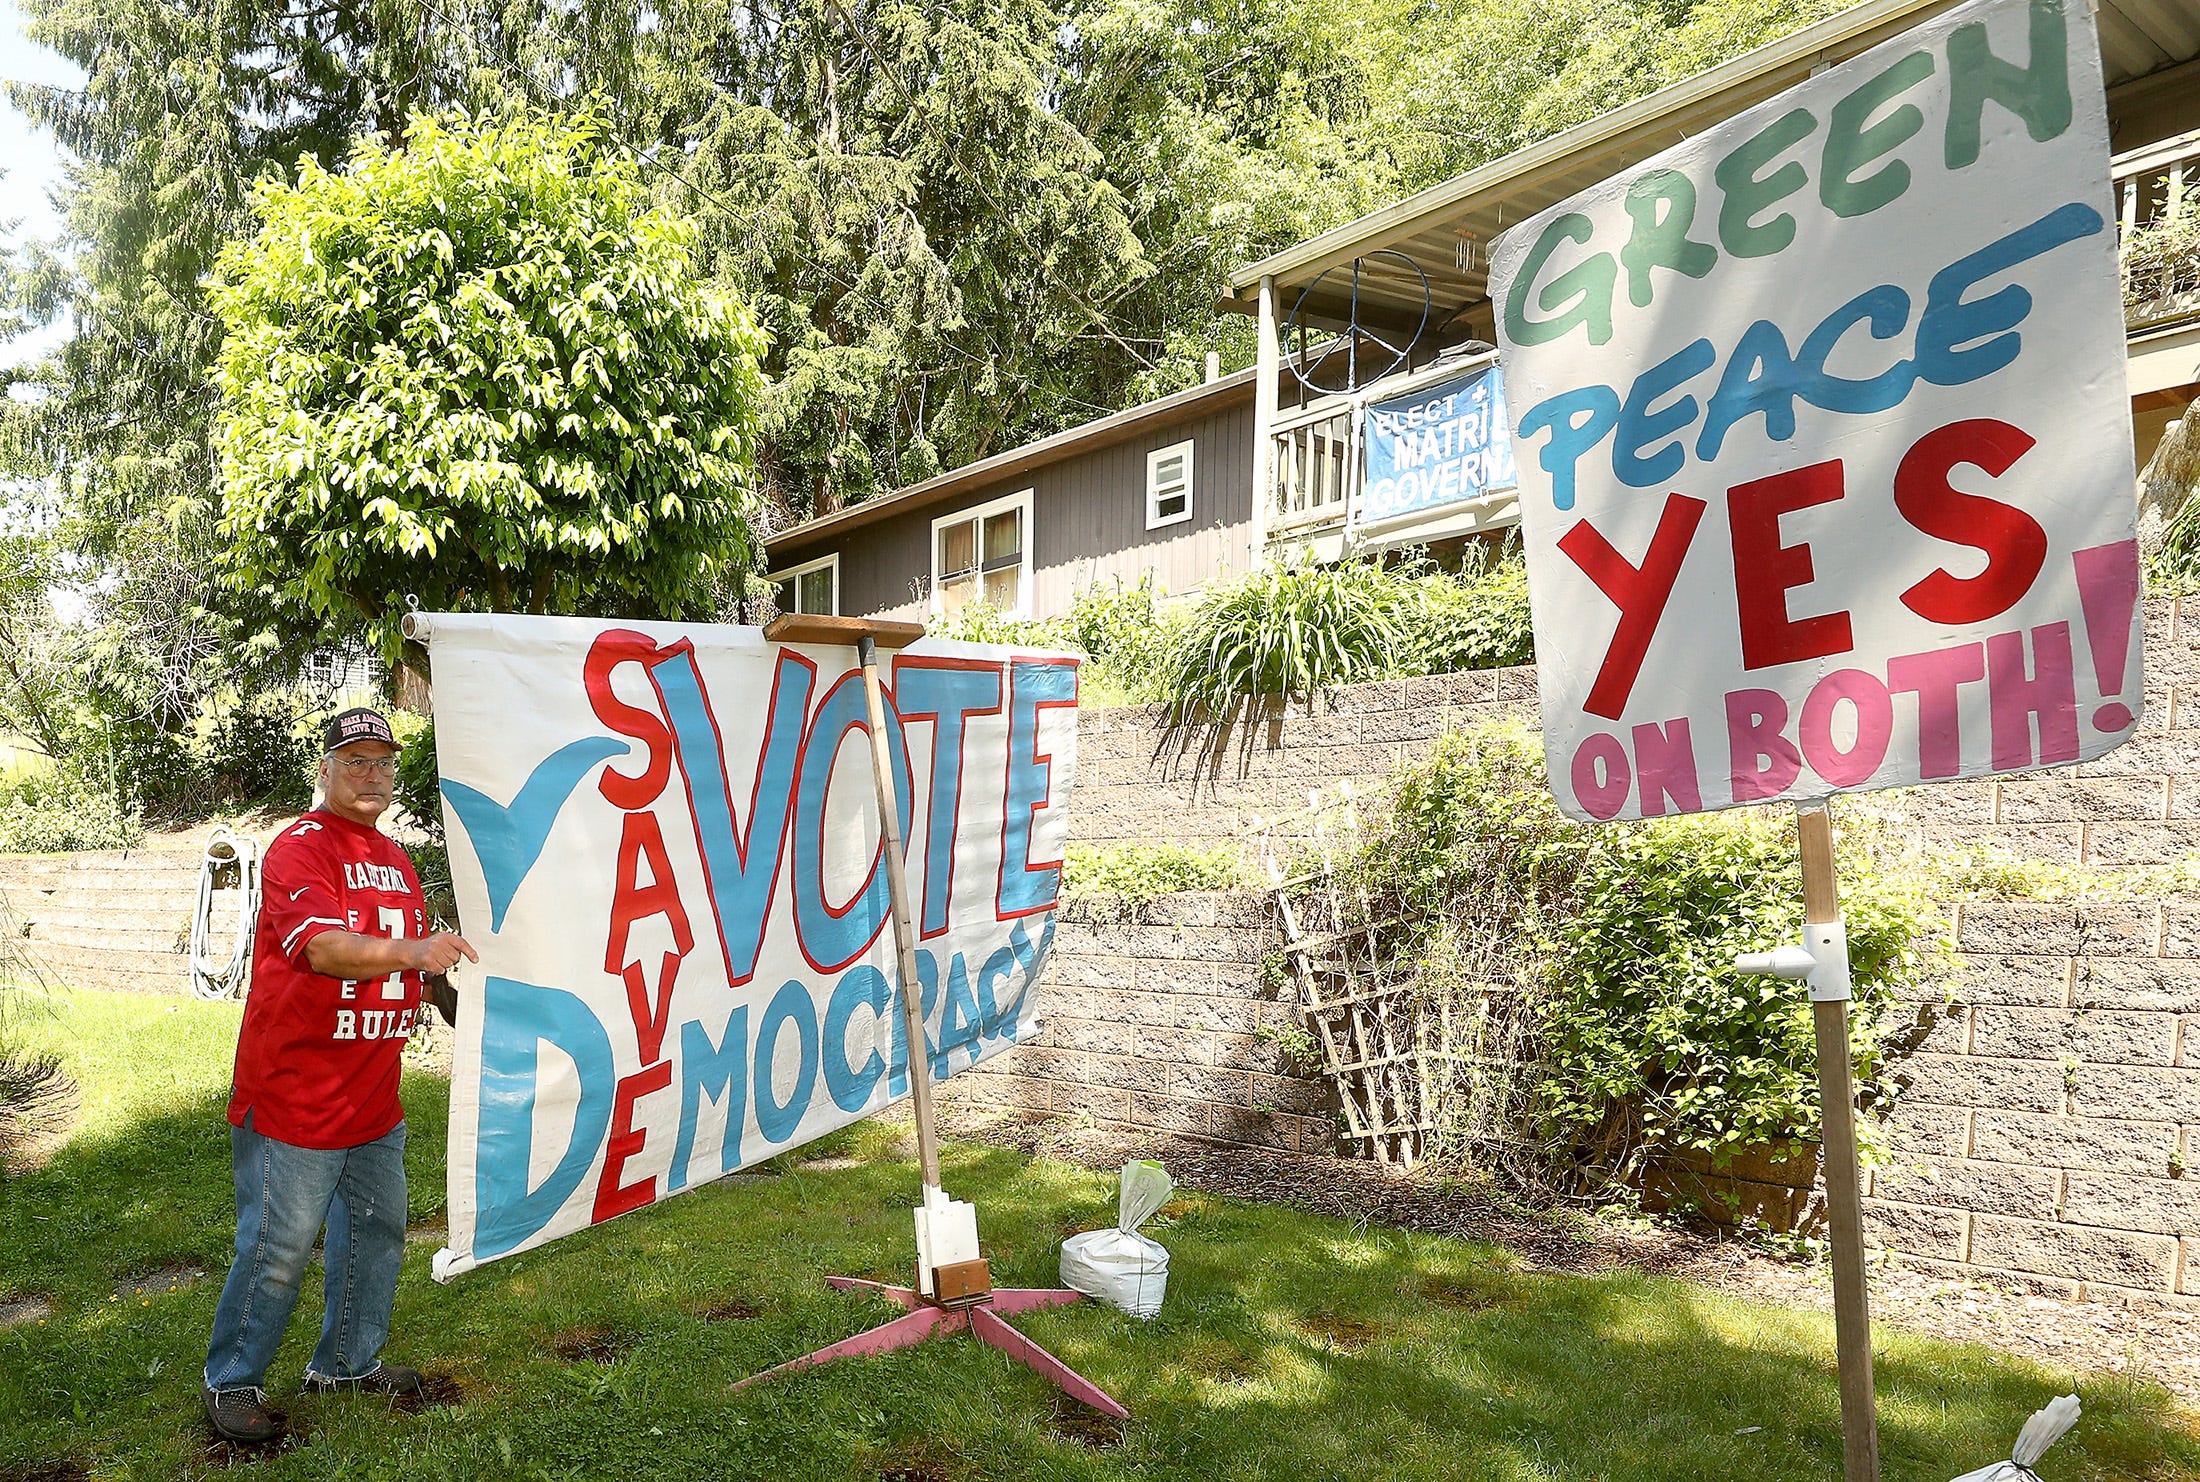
[203,1111,408,1392]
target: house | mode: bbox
[769,0,2200,619]
[766,368,1261,621]
[1219,0,2200,563]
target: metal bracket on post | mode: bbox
[1735,918,1851,1002]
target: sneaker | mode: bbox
[302,1363,424,1397]
[202,1384,284,1444]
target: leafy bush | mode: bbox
[0,771,142,853]
[1062,841,1248,903]
[1400,555,1535,674]
[180,685,335,813]
[2124,205,2200,311]
[926,601,1071,650]
[1067,578,1190,704]
[1350,727,1941,1191]
[1168,558,1410,722]
[392,713,442,840]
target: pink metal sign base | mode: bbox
[732,1276,1130,1418]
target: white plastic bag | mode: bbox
[1059,1161,1174,1319]
[1950,1395,2082,1481]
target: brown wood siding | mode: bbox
[769,397,1256,622]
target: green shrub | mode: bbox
[1167,558,1409,722]
[181,684,335,813]
[1351,727,1941,1190]
[1062,841,1247,903]
[1065,577,1189,704]
[1400,556,1535,674]
[392,712,442,840]
[0,771,142,853]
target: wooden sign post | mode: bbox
[737,614,1127,1418]
[1798,802,1879,1482]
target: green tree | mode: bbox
[207,106,768,651]
[629,0,1152,517]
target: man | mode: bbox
[201,707,477,1444]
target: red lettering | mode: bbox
[592,1060,673,1224]
[1728,460,1853,671]
[1895,419,2047,624]
[585,630,675,809]
[607,810,694,1063]
[1558,493,1708,720]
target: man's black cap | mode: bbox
[323,707,402,753]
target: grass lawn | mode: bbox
[4,990,2197,1482]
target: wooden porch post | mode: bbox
[1251,273,1279,574]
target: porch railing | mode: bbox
[2116,127,2200,330]
[1270,398,1355,534]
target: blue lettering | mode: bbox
[751,979,820,1145]
[934,952,984,1075]
[974,944,1020,1043]
[999,660,1076,916]
[655,646,811,985]
[1696,318,1808,461]
[670,1006,749,1191]
[1913,201,2103,387]
[892,660,1004,936]
[823,966,892,1111]
[1613,338,1714,489]
[791,672,915,973]
[1796,284,1916,414]
[474,977,614,1260]
[1516,384,1620,512]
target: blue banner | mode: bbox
[1359,364,1516,526]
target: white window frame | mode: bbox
[770,552,841,616]
[929,488,1035,620]
[1146,438,1195,530]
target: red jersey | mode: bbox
[228,809,427,1149]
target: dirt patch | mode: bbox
[701,1297,761,1323]
[550,1328,629,1364]
[1418,1272,1532,1312]
[112,1265,205,1300]
[876,1467,949,1482]
[390,1374,465,1414]
[203,1419,310,1468]
[1176,1336,1261,1383]
[1046,1392,1128,1450]
[0,1459,90,1482]
[799,1156,862,1172]
[1295,1313,1380,1352]
[0,1297,52,1329]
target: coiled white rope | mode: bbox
[189,826,261,1000]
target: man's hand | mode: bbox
[304,929,479,983]
[403,932,478,976]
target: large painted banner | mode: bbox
[1488,0,2141,822]
[419,615,1078,1277]
[1356,363,1518,530]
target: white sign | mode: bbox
[419,614,1078,1276]
[1488,0,2140,822]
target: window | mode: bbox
[931,490,1032,619]
[1147,439,1194,529]
[771,553,840,616]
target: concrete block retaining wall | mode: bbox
[985,599,2200,1304]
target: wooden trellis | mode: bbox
[1259,787,1438,1168]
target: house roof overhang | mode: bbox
[1218,0,2200,334]
[763,369,1258,558]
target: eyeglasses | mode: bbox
[333,756,398,777]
